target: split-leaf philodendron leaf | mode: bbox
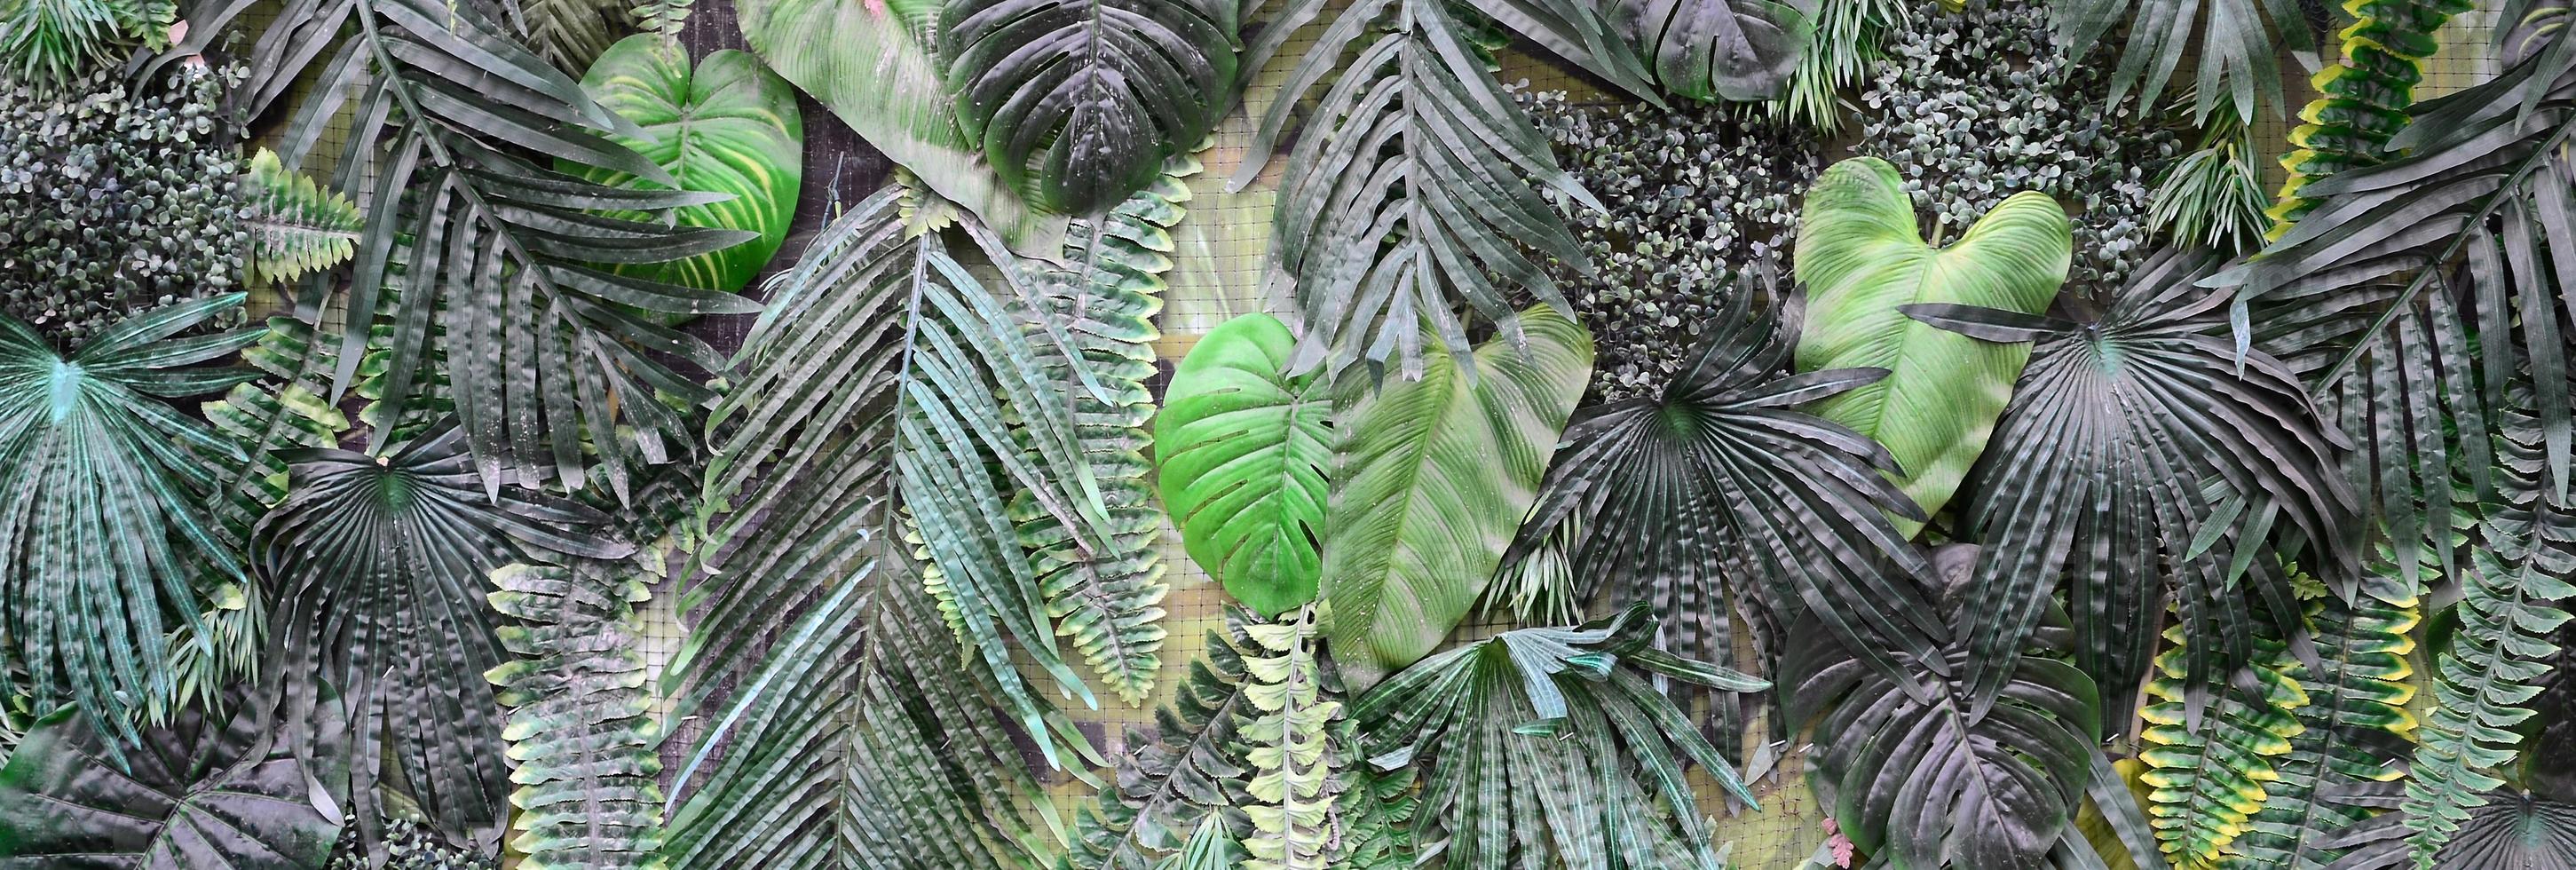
[1158,312,1332,618]
[1793,154,2072,534]
[567,34,804,300]
[1319,306,1592,689]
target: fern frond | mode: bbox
[1059,624,1252,869]
[2224,585,2419,869]
[2141,623,2311,868]
[1237,607,1339,870]
[1006,154,1195,705]
[239,148,361,286]
[2265,0,2477,235]
[632,0,690,42]
[2407,405,2576,863]
[519,0,628,70]
[486,559,665,869]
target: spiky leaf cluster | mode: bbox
[0,62,244,346]
[0,0,171,91]
[1855,0,2177,295]
[1524,89,1819,402]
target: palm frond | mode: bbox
[0,0,168,91]
[1501,281,1948,753]
[241,147,365,285]
[519,0,629,71]
[694,183,1123,740]
[1237,0,1645,378]
[1353,604,1764,869]
[936,0,1237,213]
[2140,622,2311,869]
[2406,401,2576,863]
[1005,155,1198,704]
[2048,0,2312,123]
[255,422,632,855]
[1780,543,2105,870]
[1938,249,2360,727]
[180,0,763,498]
[661,550,1072,870]
[1611,0,1813,102]
[0,294,262,755]
[486,558,665,868]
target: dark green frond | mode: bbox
[0,295,260,755]
[697,184,1121,739]
[194,0,763,498]
[1238,0,1635,378]
[519,0,628,71]
[486,559,665,868]
[2048,0,2312,123]
[1354,604,1763,869]
[1502,281,1948,755]
[1058,622,1251,870]
[1782,544,2102,870]
[1952,249,2360,727]
[256,423,632,855]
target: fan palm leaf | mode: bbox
[254,422,632,855]
[1354,604,1765,869]
[1930,248,2359,726]
[1501,280,1949,751]
[0,294,263,755]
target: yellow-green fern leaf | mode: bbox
[240,148,361,285]
[2266,0,2476,236]
[2140,621,2311,868]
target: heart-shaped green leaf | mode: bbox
[565,36,803,299]
[1157,312,1331,618]
[1792,155,2071,533]
[1319,306,1592,688]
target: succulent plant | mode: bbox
[1854,0,2178,297]
[1525,88,1821,403]
[0,60,245,346]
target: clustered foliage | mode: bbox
[1856,1,2177,292]
[1528,90,1819,401]
[0,61,242,345]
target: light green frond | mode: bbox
[487,559,666,869]
[239,148,363,286]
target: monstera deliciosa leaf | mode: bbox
[734,0,1068,253]
[0,691,348,868]
[1793,155,2072,534]
[1158,313,1332,618]
[566,35,804,298]
[1319,307,1592,689]
[257,423,632,855]
[938,0,1238,214]
[1612,0,1814,101]
[1780,544,2107,870]
[0,294,262,753]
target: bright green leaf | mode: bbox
[1158,313,1331,618]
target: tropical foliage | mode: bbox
[12,0,2576,867]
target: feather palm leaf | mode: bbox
[169,0,763,498]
